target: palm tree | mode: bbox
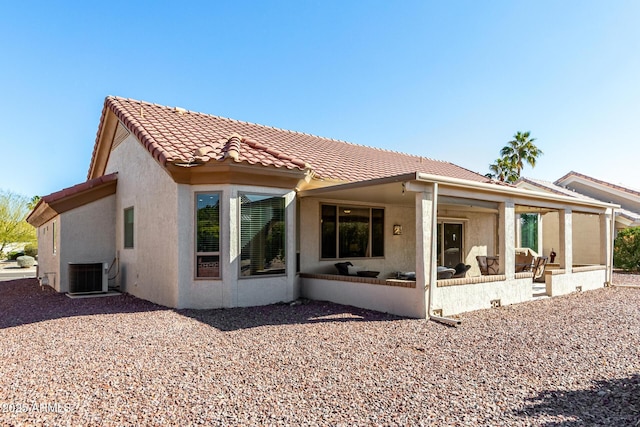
[488,157,518,183]
[499,131,543,177]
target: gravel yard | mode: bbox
[1,275,639,426]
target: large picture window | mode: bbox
[196,193,220,278]
[321,204,384,259]
[240,193,286,277]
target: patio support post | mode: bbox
[559,208,573,273]
[498,201,516,279]
[600,210,613,285]
[415,184,436,318]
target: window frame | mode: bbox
[320,203,385,260]
[123,207,134,249]
[436,219,466,267]
[195,192,222,280]
[238,192,287,278]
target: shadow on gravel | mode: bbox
[0,278,166,329]
[177,300,404,332]
[516,374,640,426]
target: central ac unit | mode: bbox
[68,262,108,294]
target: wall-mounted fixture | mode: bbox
[393,224,403,235]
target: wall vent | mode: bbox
[490,299,501,308]
[68,263,108,294]
[576,286,582,292]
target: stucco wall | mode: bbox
[438,208,497,277]
[298,198,417,277]
[572,213,601,264]
[301,278,422,318]
[176,185,298,309]
[58,195,116,292]
[431,276,532,316]
[542,211,602,264]
[36,217,61,291]
[545,269,605,296]
[105,133,180,307]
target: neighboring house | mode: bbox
[27,97,617,318]
[517,174,640,258]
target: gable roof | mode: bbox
[89,96,489,185]
[555,171,640,198]
[517,177,640,225]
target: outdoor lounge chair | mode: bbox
[437,266,456,280]
[531,256,548,282]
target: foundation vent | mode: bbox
[576,286,583,292]
[490,299,501,308]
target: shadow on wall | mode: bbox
[0,278,166,329]
[513,374,640,425]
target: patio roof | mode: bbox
[299,172,619,214]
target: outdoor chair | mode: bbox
[437,266,456,280]
[452,263,471,278]
[476,256,499,275]
[476,256,488,275]
[532,256,548,283]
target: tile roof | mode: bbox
[555,171,640,197]
[518,177,640,223]
[89,96,490,184]
[41,173,118,205]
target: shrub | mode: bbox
[16,255,35,268]
[23,244,38,258]
[8,251,24,261]
[613,227,640,272]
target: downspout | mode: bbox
[427,182,461,327]
[607,208,616,286]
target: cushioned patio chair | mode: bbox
[452,263,471,278]
[476,256,488,275]
[532,256,548,283]
[437,266,456,280]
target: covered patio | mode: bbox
[297,173,616,318]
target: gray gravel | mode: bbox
[1,274,639,426]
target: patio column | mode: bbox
[559,208,573,273]
[415,184,436,318]
[600,210,613,285]
[498,201,516,279]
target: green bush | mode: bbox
[8,251,24,261]
[16,255,35,268]
[23,244,38,258]
[613,227,640,272]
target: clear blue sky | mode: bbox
[1,0,639,197]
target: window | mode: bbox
[519,213,539,252]
[196,193,221,278]
[240,193,286,277]
[436,222,463,267]
[321,204,384,259]
[124,207,134,249]
[52,220,56,254]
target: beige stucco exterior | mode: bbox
[102,133,299,309]
[35,195,115,293]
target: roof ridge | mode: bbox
[555,170,640,196]
[106,96,453,165]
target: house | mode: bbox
[27,97,618,318]
[517,173,640,254]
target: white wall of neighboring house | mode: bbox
[105,133,180,308]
